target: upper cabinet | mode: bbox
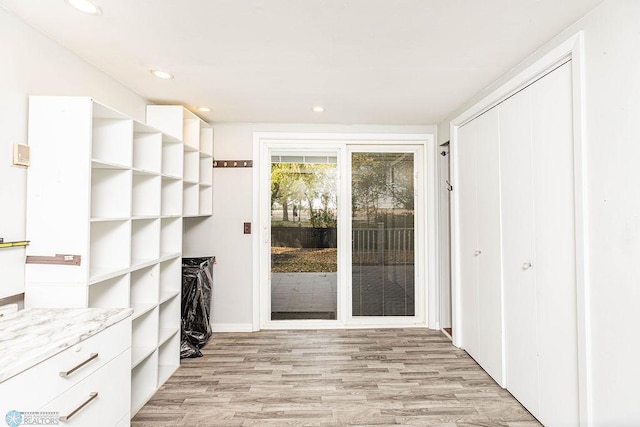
[146,105,213,217]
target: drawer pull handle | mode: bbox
[59,353,99,377]
[59,392,98,422]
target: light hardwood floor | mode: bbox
[132,329,540,426]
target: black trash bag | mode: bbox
[180,330,202,358]
[181,257,214,359]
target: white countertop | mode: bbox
[0,307,133,383]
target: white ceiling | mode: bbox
[1,0,603,124]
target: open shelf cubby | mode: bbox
[161,177,183,217]
[182,117,201,151]
[158,332,180,386]
[183,183,199,217]
[131,349,158,415]
[89,220,131,282]
[131,307,159,366]
[199,127,213,156]
[183,150,200,183]
[161,217,182,256]
[133,123,162,174]
[199,156,213,186]
[130,264,159,319]
[162,139,183,179]
[132,173,161,217]
[159,295,180,345]
[159,257,181,297]
[91,117,133,168]
[91,169,132,220]
[131,219,160,266]
[199,184,213,216]
[88,274,130,309]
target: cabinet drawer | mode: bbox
[0,319,130,412]
[41,349,131,427]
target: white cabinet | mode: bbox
[146,105,213,218]
[456,107,504,385]
[41,350,131,427]
[500,62,579,426]
[24,97,183,417]
[0,310,131,427]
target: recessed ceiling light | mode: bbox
[197,107,211,112]
[65,0,102,15]
[312,106,325,113]
[150,69,174,80]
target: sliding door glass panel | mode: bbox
[351,152,415,316]
[270,152,338,320]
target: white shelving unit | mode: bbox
[199,127,214,216]
[24,96,184,418]
[146,105,213,218]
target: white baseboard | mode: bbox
[212,322,438,332]
[211,323,255,333]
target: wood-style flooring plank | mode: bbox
[132,329,540,426]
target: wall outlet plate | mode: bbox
[13,143,30,167]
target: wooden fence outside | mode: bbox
[271,224,414,253]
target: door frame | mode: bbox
[449,31,590,425]
[252,132,436,330]
[437,142,452,337]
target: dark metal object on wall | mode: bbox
[213,160,253,168]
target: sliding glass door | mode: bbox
[262,142,424,327]
[270,151,338,321]
[350,151,416,317]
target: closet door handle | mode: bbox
[59,392,98,422]
[474,250,482,256]
[522,262,533,270]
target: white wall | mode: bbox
[438,1,640,424]
[0,6,148,300]
[205,123,436,330]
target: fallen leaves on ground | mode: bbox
[271,248,337,272]
[270,247,415,273]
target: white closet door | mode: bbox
[530,62,579,426]
[457,108,503,384]
[457,119,480,358]
[501,61,579,426]
[500,83,540,413]
[475,108,503,384]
